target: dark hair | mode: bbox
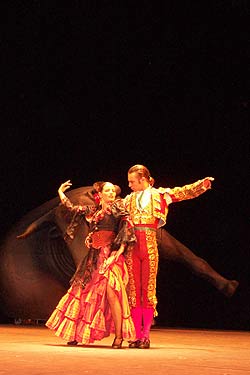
[93,181,121,196]
[128,164,155,186]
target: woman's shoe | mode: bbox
[112,337,123,349]
[67,340,78,346]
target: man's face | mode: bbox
[128,172,144,192]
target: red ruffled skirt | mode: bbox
[46,247,136,345]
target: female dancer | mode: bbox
[46,180,136,349]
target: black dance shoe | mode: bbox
[67,340,78,346]
[128,339,142,348]
[112,337,123,349]
[138,338,150,349]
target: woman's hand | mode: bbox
[113,244,125,261]
[99,244,126,274]
[58,180,72,194]
[58,180,72,202]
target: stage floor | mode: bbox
[0,324,250,374]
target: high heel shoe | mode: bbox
[112,337,123,349]
[67,340,78,346]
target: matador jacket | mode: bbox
[123,178,211,228]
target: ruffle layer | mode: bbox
[46,255,135,344]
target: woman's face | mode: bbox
[100,182,116,204]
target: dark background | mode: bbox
[1,2,250,329]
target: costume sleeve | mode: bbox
[111,198,136,250]
[60,196,96,242]
[61,196,96,215]
[164,178,211,203]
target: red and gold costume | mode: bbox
[124,179,211,340]
[46,197,136,345]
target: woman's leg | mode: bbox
[107,284,123,342]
